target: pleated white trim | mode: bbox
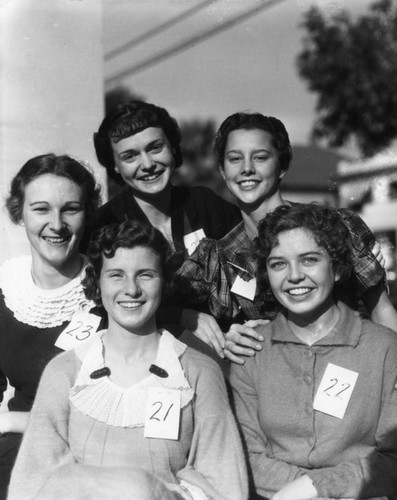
[0,256,94,328]
[70,330,195,427]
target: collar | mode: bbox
[70,329,194,427]
[271,302,362,347]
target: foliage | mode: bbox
[296,0,397,156]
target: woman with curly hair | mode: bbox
[0,154,103,498]
[230,203,397,499]
[8,221,248,500]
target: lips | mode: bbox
[138,171,164,182]
[42,236,71,245]
[238,180,260,190]
[118,301,144,310]
[286,287,313,297]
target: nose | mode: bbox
[48,210,65,231]
[241,158,255,175]
[124,277,141,297]
[140,152,155,170]
[288,262,305,283]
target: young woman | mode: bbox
[8,221,248,500]
[81,100,241,261]
[174,112,395,362]
[0,154,103,498]
[230,203,397,499]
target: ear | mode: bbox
[278,169,287,181]
[334,268,342,283]
[114,165,120,174]
[219,164,226,181]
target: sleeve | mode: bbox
[337,208,386,295]
[179,353,248,500]
[7,352,78,500]
[306,339,397,499]
[229,362,306,498]
[0,367,7,405]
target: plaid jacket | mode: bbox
[175,209,386,330]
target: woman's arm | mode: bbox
[229,362,306,498]
[180,352,249,500]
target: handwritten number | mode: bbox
[65,321,83,337]
[335,383,351,397]
[76,325,93,341]
[150,401,174,422]
[324,378,338,396]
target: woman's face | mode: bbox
[111,127,175,199]
[21,174,85,268]
[220,128,285,208]
[99,246,163,335]
[266,227,339,323]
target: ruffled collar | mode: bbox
[0,256,94,328]
[69,329,195,427]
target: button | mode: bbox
[304,375,312,384]
[305,349,314,358]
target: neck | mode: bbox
[132,186,172,224]
[104,324,160,362]
[287,301,340,346]
[240,190,285,239]
[31,252,84,290]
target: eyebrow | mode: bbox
[267,250,324,260]
[118,139,165,158]
[226,148,271,155]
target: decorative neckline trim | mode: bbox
[70,330,194,427]
[0,256,94,328]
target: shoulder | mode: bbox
[359,317,397,351]
[94,188,131,221]
[42,349,81,384]
[181,346,225,383]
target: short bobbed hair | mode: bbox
[83,220,173,306]
[254,203,352,294]
[214,112,292,173]
[6,153,101,225]
[94,100,183,183]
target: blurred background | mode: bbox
[1,0,396,299]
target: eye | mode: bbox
[108,272,123,279]
[253,154,268,162]
[268,261,286,271]
[149,142,164,154]
[63,206,83,214]
[139,272,155,280]
[227,155,241,163]
[120,152,137,162]
[32,206,49,213]
[302,256,320,265]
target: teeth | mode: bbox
[141,173,161,181]
[44,237,68,244]
[240,181,258,187]
[288,288,312,296]
[119,302,142,309]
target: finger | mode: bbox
[226,331,262,350]
[223,348,245,365]
[244,318,269,329]
[225,340,256,357]
[195,329,225,358]
[229,325,265,343]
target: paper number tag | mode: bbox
[144,387,181,440]
[55,312,101,351]
[231,275,257,301]
[183,229,206,256]
[313,363,358,419]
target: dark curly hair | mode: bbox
[254,203,352,295]
[6,153,101,225]
[94,100,183,184]
[82,220,174,306]
[214,112,292,173]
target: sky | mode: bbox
[103,0,373,148]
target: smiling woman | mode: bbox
[81,100,241,262]
[8,221,248,500]
[230,203,397,499]
[0,154,103,499]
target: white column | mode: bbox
[0,0,105,263]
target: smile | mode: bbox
[42,236,70,245]
[138,171,164,182]
[286,287,313,296]
[238,180,259,190]
[118,301,144,310]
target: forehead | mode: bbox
[111,127,168,153]
[225,128,275,151]
[270,228,324,254]
[101,246,161,271]
[24,174,82,202]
